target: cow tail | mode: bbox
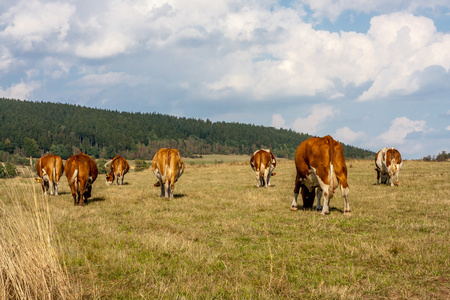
[52,166,56,183]
[104,159,113,171]
[328,136,335,193]
[260,164,265,179]
[70,169,78,189]
[164,149,170,182]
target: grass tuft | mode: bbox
[0,178,83,299]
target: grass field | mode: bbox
[1,158,449,299]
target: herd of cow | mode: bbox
[34,135,402,214]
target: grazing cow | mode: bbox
[105,156,130,185]
[152,148,184,198]
[250,149,276,187]
[290,135,350,215]
[35,154,63,195]
[375,147,402,186]
[65,153,98,206]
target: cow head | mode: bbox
[301,185,315,209]
[35,176,48,192]
[35,170,50,193]
[105,172,114,185]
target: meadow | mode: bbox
[1,157,449,299]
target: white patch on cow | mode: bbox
[291,193,299,210]
[299,166,334,214]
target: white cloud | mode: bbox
[446,125,450,131]
[357,12,450,101]
[376,116,427,145]
[70,72,145,87]
[0,0,75,51]
[334,127,366,144]
[0,46,14,73]
[292,104,338,135]
[271,113,286,129]
[0,81,40,99]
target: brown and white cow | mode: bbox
[65,153,98,206]
[105,156,130,185]
[290,135,350,215]
[250,149,276,188]
[35,154,63,195]
[375,147,402,186]
[152,148,184,198]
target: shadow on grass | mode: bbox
[295,206,344,214]
[88,197,106,203]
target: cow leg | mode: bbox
[390,172,396,187]
[42,179,49,195]
[255,171,261,187]
[74,190,81,205]
[54,181,59,196]
[264,169,270,188]
[169,182,175,198]
[266,172,272,187]
[341,185,350,215]
[164,181,170,198]
[316,188,324,212]
[49,181,54,196]
[159,180,165,197]
[376,169,380,185]
[79,188,85,206]
[291,174,301,211]
[120,174,124,185]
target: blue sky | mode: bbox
[0,0,449,159]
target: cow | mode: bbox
[152,148,184,198]
[250,149,276,187]
[35,154,63,195]
[290,135,350,215]
[64,153,98,206]
[375,147,402,186]
[104,156,130,185]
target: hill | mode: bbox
[0,98,375,160]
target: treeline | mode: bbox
[0,98,375,161]
[422,151,449,162]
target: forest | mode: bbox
[0,98,375,162]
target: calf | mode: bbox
[290,135,350,215]
[35,154,63,195]
[250,149,276,187]
[152,148,184,198]
[65,153,98,206]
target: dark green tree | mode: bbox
[4,139,14,154]
[23,137,39,157]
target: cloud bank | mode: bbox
[0,0,449,158]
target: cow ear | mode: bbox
[35,177,41,183]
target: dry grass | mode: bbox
[0,177,82,299]
[0,159,449,299]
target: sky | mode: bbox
[0,0,449,159]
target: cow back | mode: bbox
[111,156,130,173]
[295,136,333,181]
[250,150,262,171]
[65,153,98,184]
[54,155,63,181]
[250,149,276,171]
[37,154,63,181]
[152,148,184,181]
[295,135,347,187]
[375,147,402,170]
